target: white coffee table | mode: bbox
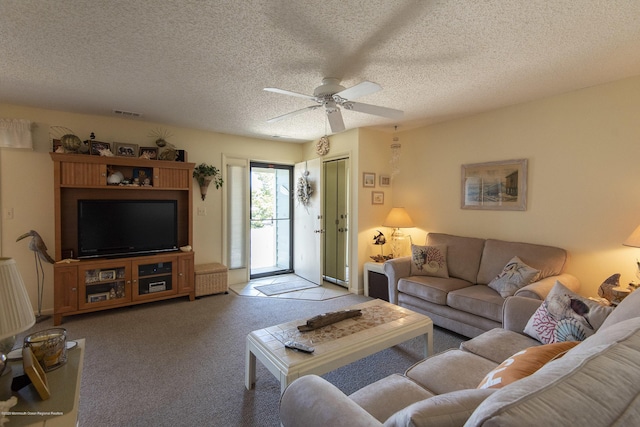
[245,299,433,394]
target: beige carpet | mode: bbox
[16,292,466,426]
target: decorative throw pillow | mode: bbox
[488,256,541,297]
[477,341,578,389]
[410,244,449,278]
[524,281,614,344]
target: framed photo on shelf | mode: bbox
[88,292,110,303]
[115,142,138,157]
[99,270,116,281]
[461,159,528,211]
[51,138,62,152]
[139,146,158,159]
[89,140,111,156]
[379,175,391,186]
[372,191,384,205]
[363,172,376,187]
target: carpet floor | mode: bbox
[15,292,466,426]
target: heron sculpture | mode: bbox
[16,230,54,321]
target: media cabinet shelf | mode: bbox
[50,153,196,325]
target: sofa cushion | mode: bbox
[383,389,496,427]
[426,233,485,283]
[349,374,434,423]
[477,341,578,389]
[410,244,449,278]
[460,328,541,364]
[447,286,504,323]
[476,239,566,285]
[398,276,472,305]
[466,317,640,427]
[405,349,498,395]
[487,256,540,298]
[524,281,613,344]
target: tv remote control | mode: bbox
[284,340,315,353]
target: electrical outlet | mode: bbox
[197,207,207,216]
[3,208,14,220]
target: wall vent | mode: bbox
[112,109,143,118]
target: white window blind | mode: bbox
[0,119,33,149]
[227,163,247,269]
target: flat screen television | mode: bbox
[78,199,178,259]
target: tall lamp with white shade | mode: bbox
[0,258,36,400]
[382,207,415,258]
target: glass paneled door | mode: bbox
[250,162,293,278]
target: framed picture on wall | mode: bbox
[379,175,391,186]
[372,191,384,205]
[363,172,376,187]
[461,159,528,211]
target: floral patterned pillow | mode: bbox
[410,244,449,278]
[488,256,541,298]
[524,281,614,344]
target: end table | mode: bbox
[364,262,389,301]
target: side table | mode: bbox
[364,262,389,301]
[7,339,85,427]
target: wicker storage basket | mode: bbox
[194,263,228,297]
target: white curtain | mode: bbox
[0,119,33,149]
[227,163,247,269]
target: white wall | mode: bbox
[392,75,640,296]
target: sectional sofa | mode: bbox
[280,281,640,426]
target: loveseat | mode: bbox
[280,281,640,426]
[383,233,580,337]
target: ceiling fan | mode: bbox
[264,78,404,133]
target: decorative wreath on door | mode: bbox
[296,170,313,206]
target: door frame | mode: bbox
[249,161,294,279]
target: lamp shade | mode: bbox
[0,258,35,341]
[623,225,640,248]
[382,207,414,229]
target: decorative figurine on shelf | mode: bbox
[598,273,634,306]
[370,230,393,263]
[193,163,223,200]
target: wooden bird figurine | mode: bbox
[16,230,55,264]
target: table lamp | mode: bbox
[0,258,36,400]
[382,207,415,258]
[623,224,640,283]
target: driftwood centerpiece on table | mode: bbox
[297,309,362,332]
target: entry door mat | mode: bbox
[254,280,319,296]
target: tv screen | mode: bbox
[78,200,178,258]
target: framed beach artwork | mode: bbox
[372,191,384,205]
[363,172,376,187]
[461,159,528,211]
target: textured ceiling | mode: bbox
[2,0,640,142]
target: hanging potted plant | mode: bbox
[193,163,223,200]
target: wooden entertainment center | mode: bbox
[51,153,196,325]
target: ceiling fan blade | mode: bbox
[327,109,345,133]
[345,101,404,120]
[266,105,320,123]
[264,87,317,101]
[334,81,381,101]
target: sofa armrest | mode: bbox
[280,375,383,427]
[383,257,411,304]
[514,273,580,300]
[502,296,544,332]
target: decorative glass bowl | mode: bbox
[24,328,67,372]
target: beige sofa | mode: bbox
[280,284,640,426]
[383,233,580,337]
